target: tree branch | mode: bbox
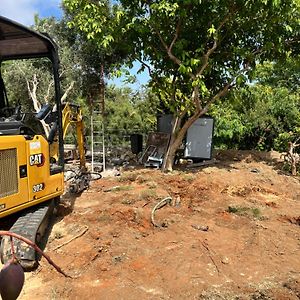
[136,58,153,77]
[195,9,237,77]
[61,81,75,103]
[169,18,182,53]
[44,80,54,103]
[150,10,183,67]
[171,73,177,103]
[195,39,217,77]
[201,66,248,115]
[154,27,182,66]
[192,85,201,112]
[201,81,233,115]
[27,74,41,112]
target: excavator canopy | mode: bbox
[0,15,57,61]
[0,15,64,167]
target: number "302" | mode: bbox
[33,183,44,193]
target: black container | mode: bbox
[130,134,143,154]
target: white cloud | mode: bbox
[1,0,38,25]
[0,0,62,25]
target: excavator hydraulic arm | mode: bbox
[62,103,86,170]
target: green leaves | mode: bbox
[150,1,179,17]
[207,24,216,37]
[212,56,300,151]
[236,74,247,86]
[104,85,158,133]
[101,34,114,48]
[178,64,192,75]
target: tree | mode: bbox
[210,55,300,152]
[211,84,300,151]
[254,56,300,91]
[104,85,158,132]
[63,0,300,171]
[63,1,133,116]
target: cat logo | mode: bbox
[29,153,44,166]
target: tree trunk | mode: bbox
[163,128,185,172]
[26,75,50,136]
[162,111,202,172]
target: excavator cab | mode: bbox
[0,16,65,268]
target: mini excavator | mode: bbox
[0,16,90,269]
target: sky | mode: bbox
[0,0,62,25]
[0,0,149,89]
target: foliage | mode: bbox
[103,85,158,133]
[227,206,262,219]
[211,58,300,152]
[210,101,247,149]
[62,1,131,78]
[1,14,159,145]
[254,58,300,91]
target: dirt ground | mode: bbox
[18,150,300,299]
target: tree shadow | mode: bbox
[175,149,293,176]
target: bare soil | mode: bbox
[19,150,300,299]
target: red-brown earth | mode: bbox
[15,150,300,299]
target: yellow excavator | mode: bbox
[0,16,90,269]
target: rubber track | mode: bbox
[1,200,54,266]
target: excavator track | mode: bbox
[0,199,55,270]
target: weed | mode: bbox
[49,287,60,300]
[146,181,158,189]
[54,231,63,239]
[251,208,261,219]
[121,198,135,205]
[110,185,133,192]
[117,173,138,182]
[183,174,196,183]
[139,189,157,201]
[98,213,112,223]
[136,175,149,183]
[227,205,262,219]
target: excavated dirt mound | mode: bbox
[19,150,300,299]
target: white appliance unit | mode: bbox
[184,116,214,160]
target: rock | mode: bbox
[191,224,209,231]
[221,256,230,264]
[101,168,121,178]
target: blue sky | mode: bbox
[0,0,149,89]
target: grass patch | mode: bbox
[146,181,158,189]
[117,172,138,182]
[136,175,149,183]
[183,174,196,183]
[121,198,135,205]
[139,189,157,201]
[98,212,112,223]
[227,205,262,219]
